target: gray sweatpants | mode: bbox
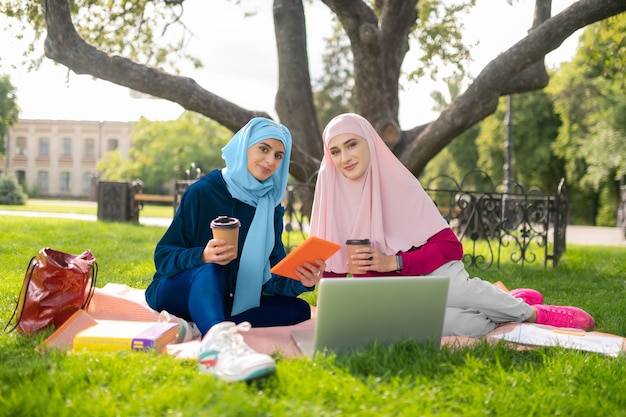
[429,260,534,338]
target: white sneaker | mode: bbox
[198,321,276,382]
[158,310,202,343]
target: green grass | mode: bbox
[0,198,174,218]
[1,216,625,416]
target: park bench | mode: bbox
[133,193,175,204]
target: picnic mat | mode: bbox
[42,283,625,359]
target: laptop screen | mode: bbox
[292,275,449,356]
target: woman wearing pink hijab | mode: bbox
[309,113,595,337]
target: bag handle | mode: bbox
[82,261,98,310]
[3,256,37,333]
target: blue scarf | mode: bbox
[221,117,292,315]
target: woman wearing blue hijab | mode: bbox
[145,117,324,382]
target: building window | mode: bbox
[85,138,95,157]
[60,172,71,191]
[82,173,94,193]
[38,171,49,191]
[107,138,119,151]
[39,138,50,157]
[62,137,72,157]
[15,170,26,185]
[16,137,27,156]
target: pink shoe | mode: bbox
[534,304,595,330]
[509,288,544,305]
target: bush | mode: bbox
[0,175,27,205]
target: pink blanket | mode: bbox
[43,283,625,359]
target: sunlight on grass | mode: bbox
[0,199,174,218]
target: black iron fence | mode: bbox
[282,182,316,253]
[422,169,568,270]
[280,169,568,270]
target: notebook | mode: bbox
[270,236,341,280]
[291,276,449,357]
[73,320,179,353]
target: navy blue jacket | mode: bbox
[146,169,311,305]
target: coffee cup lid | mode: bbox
[346,239,370,245]
[210,215,241,229]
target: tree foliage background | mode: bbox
[0,75,19,156]
[97,112,232,194]
[548,13,626,225]
[420,13,625,226]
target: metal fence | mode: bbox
[282,182,316,253]
[281,169,568,270]
[422,169,568,270]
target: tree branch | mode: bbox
[400,0,626,175]
[274,0,324,179]
[39,0,626,181]
[41,0,267,132]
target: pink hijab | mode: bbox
[309,113,450,274]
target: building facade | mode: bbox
[1,119,134,199]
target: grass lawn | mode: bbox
[0,198,174,219]
[1,215,625,416]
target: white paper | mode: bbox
[491,324,624,357]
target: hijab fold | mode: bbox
[221,117,292,315]
[309,113,449,274]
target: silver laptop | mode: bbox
[291,276,449,357]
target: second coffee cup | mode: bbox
[210,216,241,257]
[346,238,370,275]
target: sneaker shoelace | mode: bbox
[544,306,573,325]
[216,322,256,356]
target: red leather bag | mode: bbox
[4,248,98,334]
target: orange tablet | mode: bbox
[271,236,341,280]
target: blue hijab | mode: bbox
[221,117,292,315]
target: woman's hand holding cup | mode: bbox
[202,238,237,265]
[349,243,398,273]
[205,215,240,265]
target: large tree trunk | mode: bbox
[41,0,626,180]
[273,0,324,180]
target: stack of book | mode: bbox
[41,310,180,353]
[73,320,179,353]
